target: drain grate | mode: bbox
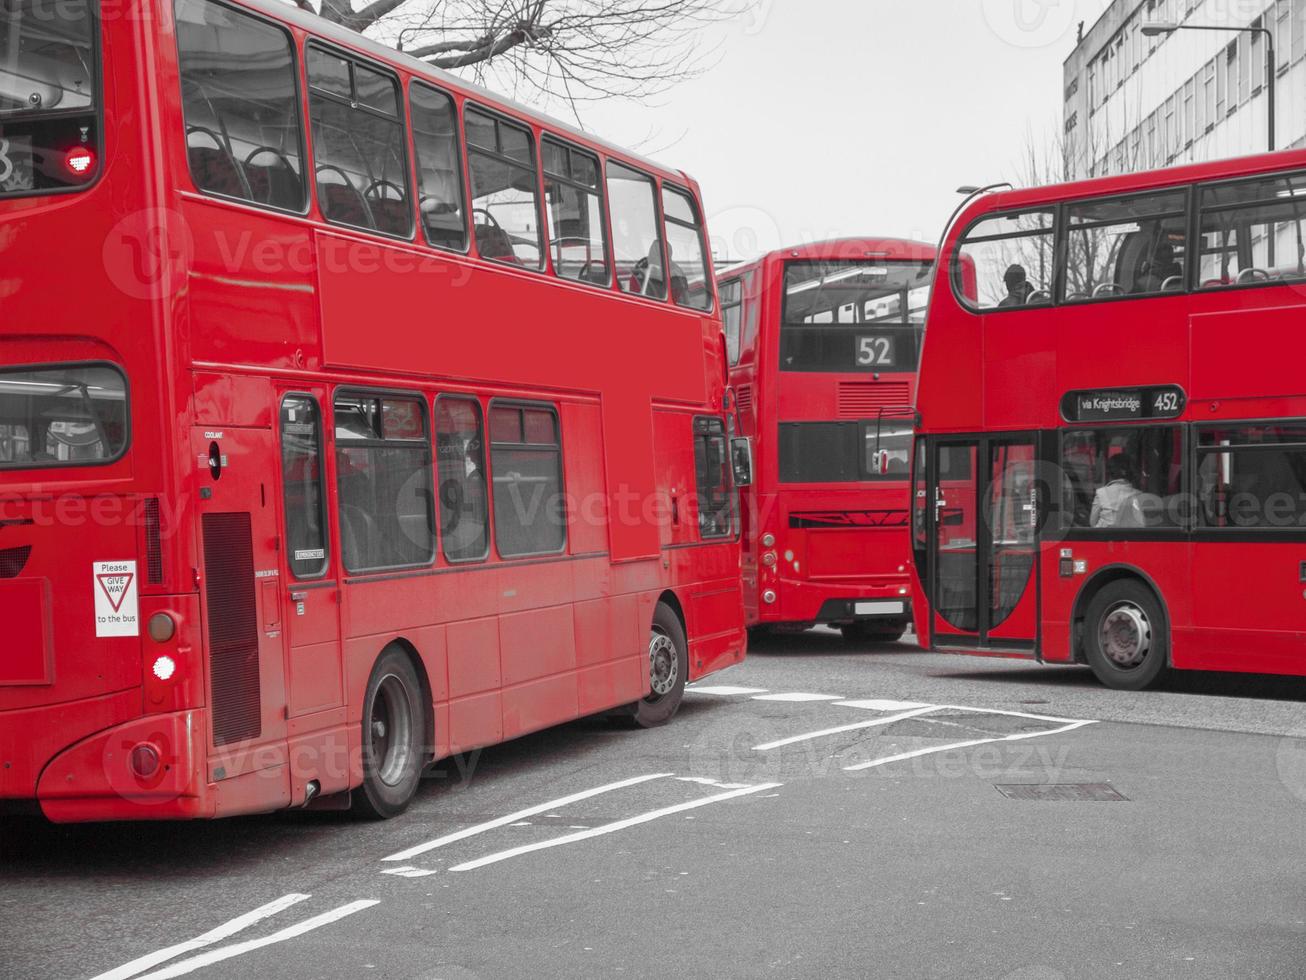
[995,783,1128,802]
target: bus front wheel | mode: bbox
[354,647,427,819]
[1083,580,1169,691]
[629,603,689,729]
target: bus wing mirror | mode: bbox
[731,437,754,487]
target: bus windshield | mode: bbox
[781,260,931,372]
[0,364,128,468]
[0,0,99,194]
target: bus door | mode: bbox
[192,426,290,792]
[927,436,1039,650]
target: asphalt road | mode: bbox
[4,631,1306,980]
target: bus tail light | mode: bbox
[63,146,96,177]
[129,743,161,780]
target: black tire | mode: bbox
[629,603,688,729]
[840,622,907,644]
[1083,579,1169,691]
[353,647,427,819]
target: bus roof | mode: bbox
[230,0,692,187]
[720,238,937,278]
[961,148,1306,225]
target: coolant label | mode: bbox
[94,560,139,638]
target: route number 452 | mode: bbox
[856,335,893,367]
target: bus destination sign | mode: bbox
[1061,385,1186,423]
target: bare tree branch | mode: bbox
[302,0,754,113]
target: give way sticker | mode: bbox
[94,560,139,637]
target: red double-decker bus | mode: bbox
[913,149,1306,689]
[722,240,934,643]
[0,0,745,822]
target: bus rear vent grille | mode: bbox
[143,498,164,585]
[736,385,753,418]
[837,381,910,419]
[202,513,261,747]
[0,546,32,579]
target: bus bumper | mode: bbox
[36,709,211,823]
[759,577,912,627]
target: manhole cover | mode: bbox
[994,783,1128,802]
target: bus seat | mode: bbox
[475,223,517,261]
[244,158,303,211]
[189,146,246,199]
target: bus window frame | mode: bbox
[0,359,131,471]
[173,0,310,217]
[661,181,715,313]
[332,384,437,576]
[408,78,471,255]
[605,157,671,305]
[1192,416,1306,537]
[486,397,567,560]
[1194,168,1306,294]
[1056,186,1192,306]
[540,133,613,290]
[0,0,105,200]
[433,392,492,565]
[279,391,330,581]
[305,39,415,242]
[462,100,547,273]
[1056,421,1189,539]
[950,206,1058,314]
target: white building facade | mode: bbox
[1064,0,1306,179]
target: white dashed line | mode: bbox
[841,720,1098,772]
[88,894,311,980]
[686,685,770,696]
[125,901,380,980]
[450,783,782,872]
[753,706,941,751]
[835,699,931,711]
[382,773,672,863]
[379,866,437,878]
[752,692,844,702]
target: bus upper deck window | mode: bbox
[0,0,100,195]
[954,210,1056,312]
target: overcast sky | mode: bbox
[574,0,1103,262]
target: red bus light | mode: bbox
[64,147,96,177]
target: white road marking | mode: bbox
[752,706,941,751]
[752,692,844,702]
[932,704,1095,725]
[382,772,672,863]
[836,699,931,711]
[686,685,769,696]
[675,776,754,789]
[379,866,437,878]
[450,783,782,872]
[842,720,1098,772]
[88,893,310,980]
[127,901,379,980]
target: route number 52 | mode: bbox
[856,335,892,367]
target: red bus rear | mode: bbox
[723,239,934,642]
[913,148,1306,689]
[0,0,744,821]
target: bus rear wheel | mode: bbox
[354,647,427,819]
[629,603,688,729]
[1083,580,1169,691]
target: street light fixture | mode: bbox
[1142,21,1275,152]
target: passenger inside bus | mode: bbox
[999,264,1037,306]
[1091,454,1141,528]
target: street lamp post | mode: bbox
[1143,21,1275,153]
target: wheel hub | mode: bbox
[370,674,414,787]
[648,632,678,698]
[1100,603,1151,668]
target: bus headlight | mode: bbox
[762,590,777,605]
